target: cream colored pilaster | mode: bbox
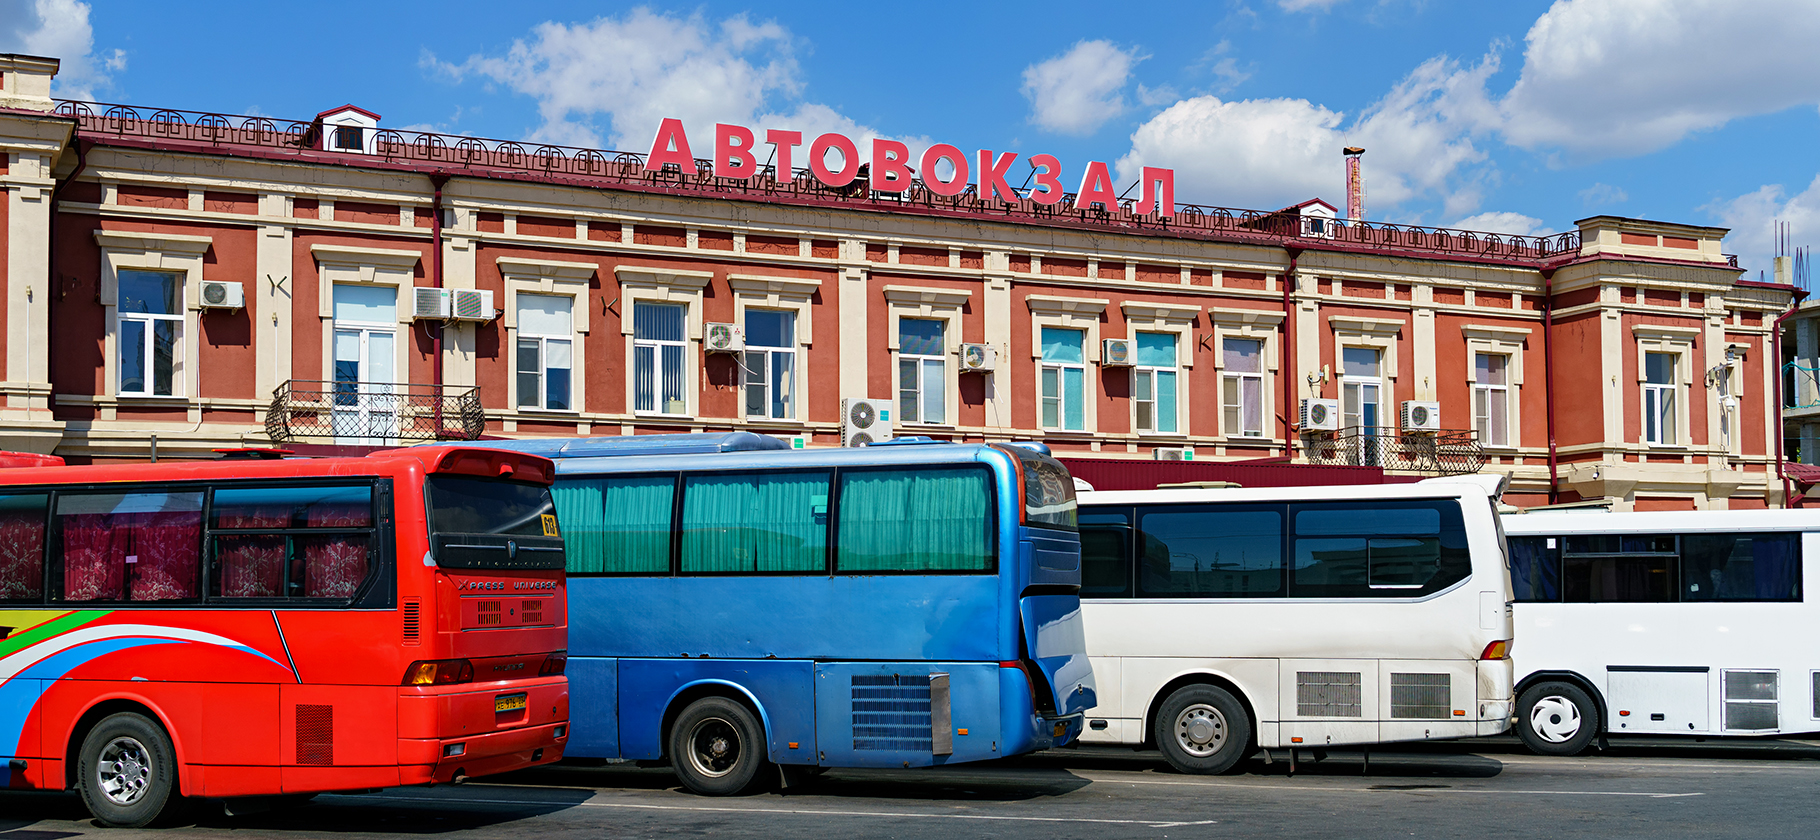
[984,250,1014,435]
[254,192,294,396]
[1294,271,1321,402]
[839,238,870,401]
[443,200,479,388]
[1413,295,1437,401]
[1600,285,1624,458]
[3,147,58,447]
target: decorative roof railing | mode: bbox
[54,99,1584,265]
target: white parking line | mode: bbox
[330,794,1218,828]
[1072,774,1702,798]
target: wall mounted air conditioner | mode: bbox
[780,434,812,450]
[450,289,495,322]
[705,322,745,353]
[959,343,996,373]
[1300,398,1341,432]
[1401,400,1441,432]
[842,398,893,447]
[198,280,244,310]
[1155,447,1195,461]
[1101,338,1134,367]
[412,287,450,320]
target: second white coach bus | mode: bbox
[1503,508,1820,755]
[1074,477,1514,773]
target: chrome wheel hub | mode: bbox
[1174,703,1228,758]
[686,717,741,778]
[98,737,153,806]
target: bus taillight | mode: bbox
[1479,640,1512,661]
[539,650,568,676]
[403,659,475,686]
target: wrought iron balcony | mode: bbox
[265,380,483,444]
[1300,426,1485,476]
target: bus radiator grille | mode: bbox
[851,675,934,752]
[1296,672,1363,717]
[1723,670,1779,731]
[295,704,334,766]
[1389,674,1451,719]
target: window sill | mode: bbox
[1224,434,1273,443]
[515,408,582,416]
[113,395,190,406]
[1645,444,1689,451]
[900,421,956,430]
[633,411,695,420]
[1135,431,1189,440]
[744,417,805,427]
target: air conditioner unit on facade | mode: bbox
[198,280,244,310]
[1402,400,1441,433]
[1300,398,1341,432]
[1101,338,1134,367]
[412,287,450,320]
[450,289,495,321]
[705,322,745,353]
[1155,447,1195,461]
[959,343,996,373]
[842,397,893,447]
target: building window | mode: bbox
[118,270,182,397]
[516,294,574,411]
[1041,327,1086,431]
[634,302,688,414]
[1473,353,1510,447]
[898,318,946,425]
[1340,347,1384,429]
[1644,351,1677,445]
[1134,332,1179,434]
[332,125,364,151]
[743,309,797,420]
[1222,338,1265,437]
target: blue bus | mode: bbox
[471,433,1093,794]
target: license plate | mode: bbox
[495,693,528,713]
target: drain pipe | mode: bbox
[1282,248,1302,450]
[1542,267,1559,504]
[430,173,450,434]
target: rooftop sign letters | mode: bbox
[646,118,1177,218]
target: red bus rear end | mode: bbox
[0,447,568,826]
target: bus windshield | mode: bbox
[999,445,1077,530]
[426,476,564,569]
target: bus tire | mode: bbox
[76,712,182,828]
[1155,685,1251,775]
[669,697,770,796]
[1517,681,1600,756]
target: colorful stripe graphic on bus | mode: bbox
[0,609,293,787]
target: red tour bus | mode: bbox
[0,447,569,827]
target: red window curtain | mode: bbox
[302,504,370,598]
[0,510,46,599]
[63,513,126,601]
[216,505,290,598]
[128,511,201,601]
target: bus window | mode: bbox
[1560,534,1675,602]
[1136,505,1284,598]
[837,466,994,573]
[55,491,203,602]
[682,471,830,574]
[1680,533,1801,602]
[427,476,563,569]
[555,475,675,575]
[996,445,1077,530]
[1508,536,1560,602]
[1079,509,1133,598]
[211,484,375,599]
[1289,501,1469,598]
[0,493,48,600]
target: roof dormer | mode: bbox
[317,104,382,155]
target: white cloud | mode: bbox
[1448,211,1555,237]
[0,0,123,101]
[1021,40,1143,136]
[1116,53,1497,212]
[1496,0,1820,157]
[1278,0,1346,10]
[1705,175,1820,278]
[1578,182,1628,206]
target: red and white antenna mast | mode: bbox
[1343,147,1365,221]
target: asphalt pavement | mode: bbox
[6,738,1819,839]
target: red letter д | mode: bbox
[645,118,695,173]
[715,124,757,180]
[1073,160,1118,213]
[1136,167,1175,218]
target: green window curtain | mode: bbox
[681,472,829,573]
[553,476,673,574]
[838,468,992,572]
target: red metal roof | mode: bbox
[1060,457,1409,491]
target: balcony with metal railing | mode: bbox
[265,380,483,445]
[1300,426,1485,476]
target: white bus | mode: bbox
[1074,477,1514,773]
[1503,508,1819,755]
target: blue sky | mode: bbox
[5,0,1819,276]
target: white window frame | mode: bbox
[1472,352,1512,447]
[884,285,970,428]
[96,230,212,410]
[312,243,420,393]
[515,297,576,412]
[1029,295,1108,434]
[1040,329,1088,432]
[1221,337,1267,438]
[1633,324,1698,449]
[730,274,820,425]
[501,256,594,414]
[618,265,712,418]
[1122,301,1198,438]
[1210,308,1283,441]
[1461,324,1530,451]
[743,309,799,421]
[1643,352,1678,447]
[116,272,185,398]
[1132,333,1180,435]
[897,317,947,425]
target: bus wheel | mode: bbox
[669,697,769,796]
[1517,682,1600,756]
[1155,685,1252,774]
[77,712,182,828]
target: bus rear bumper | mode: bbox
[1039,712,1086,749]
[399,721,568,785]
